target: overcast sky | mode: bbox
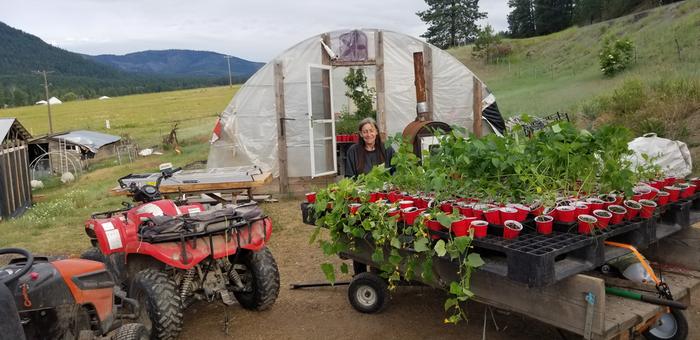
[0,0,509,62]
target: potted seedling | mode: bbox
[607,204,627,225]
[656,190,670,206]
[623,200,642,220]
[503,220,523,239]
[577,214,598,235]
[534,215,554,235]
[664,186,681,202]
[469,220,489,238]
[555,205,576,223]
[638,199,657,219]
[592,209,612,229]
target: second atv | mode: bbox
[83,164,280,339]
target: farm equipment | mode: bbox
[83,164,280,339]
[0,247,147,340]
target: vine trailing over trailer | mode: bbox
[311,122,660,324]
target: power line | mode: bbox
[224,55,234,87]
[33,70,54,134]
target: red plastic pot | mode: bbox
[623,200,642,220]
[456,203,474,218]
[656,191,670,206]
[369,192,381,203]
[664,186,681,202]
[499,207,517,223]
[503,220,523,239]
[530,201,545,217]
[348,203,362,215]
[664,177,676,186]
[556,205,576,223]
[691,177,700,187]
[398,200,414,210]
[639,199,657,219]
[401,207,423,225]
[592,209,612,229]
[585,198,605,212]
[543,207,557,219]
[599,194,617,209]
[577,214,598,235]
[574,203,590,218]
[535,215,554,235]
[425,218,443,240]
[305,192,317,203]
[440,201,455,213]
[485,208,503,225]
[387,191,402,203]
[470,220,488,239]
[608,205,627,225]
[472,204,489,220]
[508,204,530,222]
[451,218,471,237]
[387,207,401,221]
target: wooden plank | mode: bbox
[472,77,483,137]
[23,142,32,205]
[330,60,376,67]
[422,43,434,121]
[413,52,427,121]
[5,143,16,214]
[375,31,387,139]
[0,147,8,218]
[274,61,289,194]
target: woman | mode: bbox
[344,117,395,178]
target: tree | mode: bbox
[417,0,487,49]
[507,0,536,38]
[472,25,512,64]
[534,0,574,36]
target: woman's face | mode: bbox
[360,122,377,146]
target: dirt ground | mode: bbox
[178,198,700,340]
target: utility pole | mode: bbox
[224,55,233,87]
[34,70,54,134]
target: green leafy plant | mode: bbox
[599,36,634,77]
[343,68,376,119]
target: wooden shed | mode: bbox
[0,118,32,220]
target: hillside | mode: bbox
[88,50,263,79]
[450,0,700,116]
[0,22,249,107]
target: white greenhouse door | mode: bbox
[307,64,337,178]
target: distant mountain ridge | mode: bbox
[87,50,264,79]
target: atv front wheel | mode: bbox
[231,247,280,310]
[130,269,183,340]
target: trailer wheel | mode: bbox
[643,308,688,340]
[348,272,388,314]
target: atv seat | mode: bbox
[139,203,264,243]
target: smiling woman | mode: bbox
[344,117,394,178]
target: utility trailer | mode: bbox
[301,193,700,339]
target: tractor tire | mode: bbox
[348,271,389,314]
[231,247,280,311]
[114,323,149,340]
[642,308,688,340]
[80,247,105,263]
[129,269,183,340]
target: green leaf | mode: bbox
[413,237,430,252]
[552,124,562,133]
[434,240,447,257]
[390,237,401,249]
[453,236,471,254]
[320,263,335,284]
[449,282,463,295]
[340,263,349,274]
[462,287,475,298]
[444,297,459,311]
[467,253,485,268]
[309,226,321,244]
[437,214,453,228]
[371,248,384,263]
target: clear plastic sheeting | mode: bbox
[628,133,692,178]
[208,28,500,178]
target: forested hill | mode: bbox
[0,22,120,78]
[88,50,263,79]
[0,22,259,108]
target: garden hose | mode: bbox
[605,287,687,310]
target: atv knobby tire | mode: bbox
[114,323,149,340]
[231,247,280,310]
[80,247,105,263]
[130,269,183,340]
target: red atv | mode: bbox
[83,165,280,339]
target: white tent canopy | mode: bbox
[208,28,500,179]
[48,97,62,105]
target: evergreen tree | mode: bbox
[533,0,574,35]
[417,0,487,49]
[507,0,536,38]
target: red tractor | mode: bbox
[82,165,280,339]
[0,247,147,340]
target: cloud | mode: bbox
[1,0,509,61]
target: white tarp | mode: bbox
[208,28,495,177]
[628,133,692,178]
